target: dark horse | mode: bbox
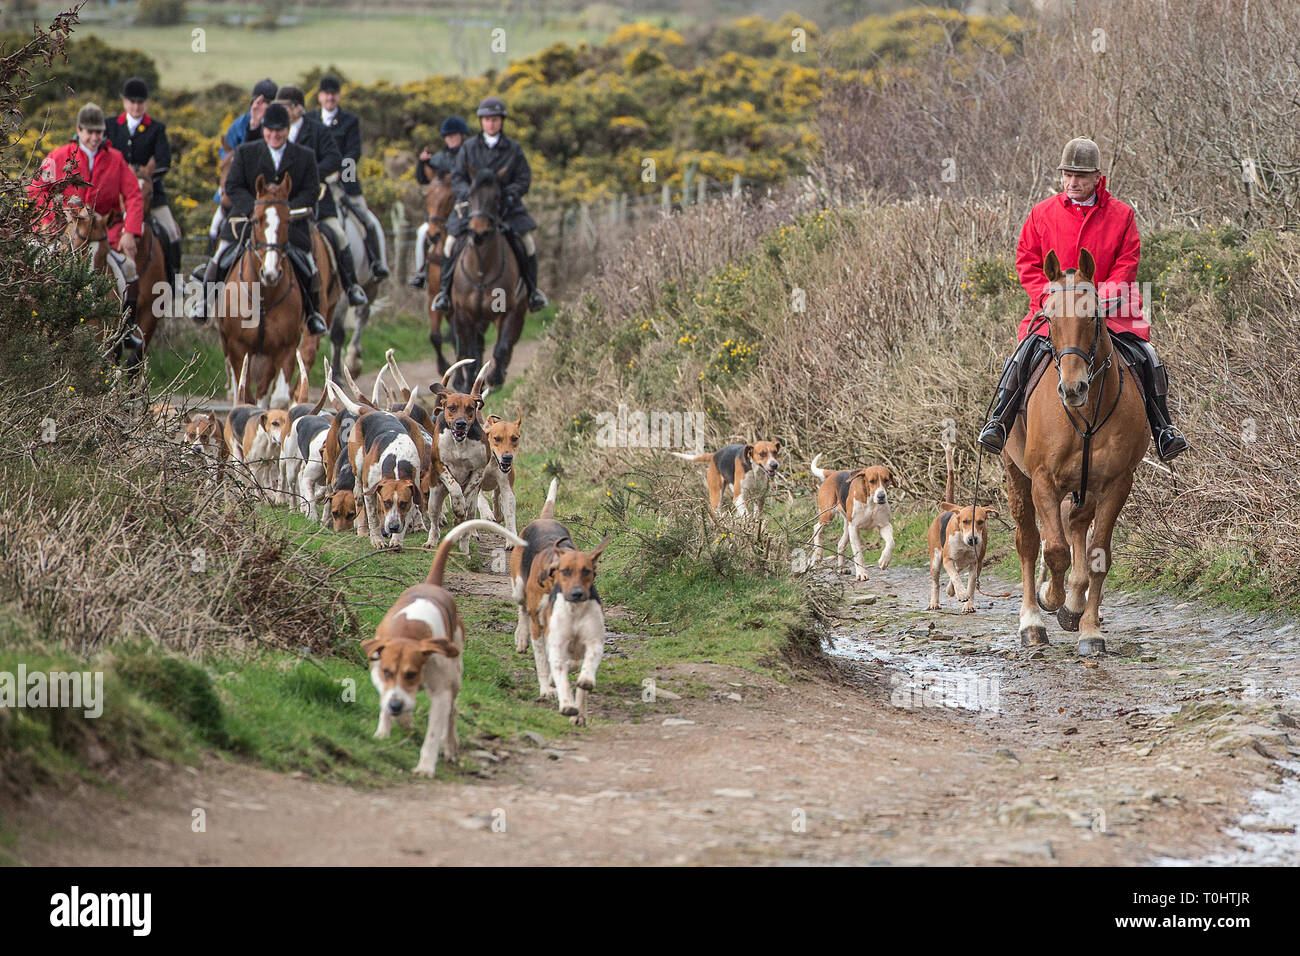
[447,168,526,393]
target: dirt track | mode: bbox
[12,561,1300,866]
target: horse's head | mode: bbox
[465,166,502,244]
[424,172,455,247]
[62,198,108,268]
[133,158,155,209]
[252,173,292,286]
[1043,248,1101,408]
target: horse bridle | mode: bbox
[1028,281,1126,508]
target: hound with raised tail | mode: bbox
[927,443,998,614]
[510,479,610,725]
[364,518,528,776]
[327,378,424,548]
[672,441,781,517]
[810,453,895,581]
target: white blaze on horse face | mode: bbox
[261,207,280,282]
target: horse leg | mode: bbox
[1057,498,1097,633]
[1075,474,1133,656]
[1029,466,1070,614]
[1004,452,1048,646]
[345,301,369,378]
[490,302,525,387]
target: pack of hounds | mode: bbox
[162,360,993,776]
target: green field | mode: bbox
[68,3,642,88]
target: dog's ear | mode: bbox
[539,552,560,588]
[982,508,999,520]
[409,479,424,509]
[419,637,460,659]
[772,440,782,455]
[743,443,755,462]
[588,536,612,564]
[882,467,894,485]
[486,414,502,425]
[940,502,961,513]
[513,412,522,427]
[473,396,484,410]
[361,636,385,660]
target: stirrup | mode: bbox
[431,290,450,311]
[1156,427,1188,461]
[977,419,1008,455]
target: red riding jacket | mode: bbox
[1015,176,1149,341]
[28,138,144,247]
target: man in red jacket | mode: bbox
[30,103,146,344]
[978,137,1187,461]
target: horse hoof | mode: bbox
[1077,637,1107,657]
[1019,625,1049,647]
[1036,581,1062,613]
[1057,605,1082,632]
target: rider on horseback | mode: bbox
[109,77,182,284]
[408,114,468,289]
[29,102,145,349]
[259,84,368,310]
[432,97,547,313]
[978,137,1188,462]
[189,102,329,336]
[207,78,278,251]
[310,74,390,281]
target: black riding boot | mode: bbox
[121,282,143,351]
[362,220,388,280]
[431,237,463,312]
[978,334,1049,454]
[1133,343,1189,461]
[301,268,327,336]
[335,242,369,307]
[189,257,221,324]
[166,231,182,283]
[524,253,547,311]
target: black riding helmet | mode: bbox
[252,78,278,103]
[262,102,290,130]
[440,115,471,136]
[318,74,341,94]
[122,77,149,102]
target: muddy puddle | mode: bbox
[816,558,1300,864]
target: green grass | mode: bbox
[76,6,616,88]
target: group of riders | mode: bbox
[27,80,1184,460]
[28,76,547,344]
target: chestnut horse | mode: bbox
[59,199,143,367]
[130,158,169,355]
[217,175,303,405]
[1002,249,1148,656]
[447,168,526,392]
[422,170,456,375]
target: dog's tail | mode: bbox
[385,347,412,397]
[294,350,311,405]
[372,359,390,405]
[943,441,956,507]
[307,383,328,416]
[427,520,526,587]
[325,377,363,417]
[810,453,828,480]
[671,452,711,463]
[441,357,473,388]
[540,477,558,519]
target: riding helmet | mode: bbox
[251,78,278,103]
[318,74,341,94]
[121,77,149,102]
[76,103,106,131]
[440,115,471,136]
[1058,137,1102,173]
[262,102,291,130]
[275,84,306,109]
[476,96,507,118]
